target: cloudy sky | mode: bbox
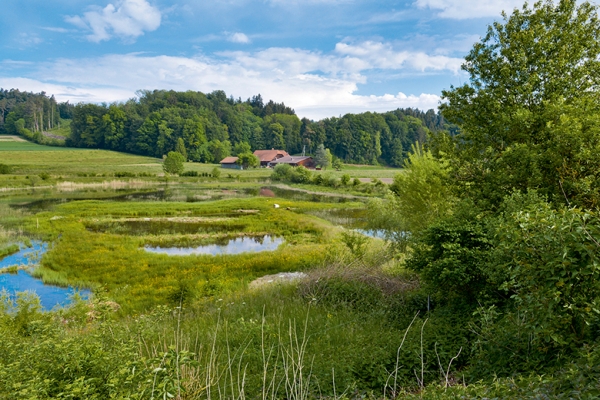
[0,0,529,119]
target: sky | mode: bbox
[0,0,532,120]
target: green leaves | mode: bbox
[441,0,600,208]
[495,200,600,346]
[387,143,454,235]
[162,151,185,176]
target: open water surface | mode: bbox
[145,235,284,256]
[0,241,90,310]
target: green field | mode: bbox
[0,137,400,189]
[0,139,74,152]
[0,137,425,398]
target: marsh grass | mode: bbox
[0,241,461,399]
[0,244,19,259]
[21,197,354,313]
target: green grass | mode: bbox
[0,140,73,152]
[47,119,71,138]
[25,197,363,313]
[0,136,399,181]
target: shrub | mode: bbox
[289,166,312,183]
[114,171,136,178]
[271,163,292,181]
[341,174,351,185]
[180,170,199,177]
[312,174,324,185]
[0,164,12,174]
[211,167,221,179]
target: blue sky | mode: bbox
[0,0,529,119]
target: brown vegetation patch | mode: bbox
[299,262,419,298]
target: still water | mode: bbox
[145,235,284,256]
[0,241,90,310]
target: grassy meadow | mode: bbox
[0,135,399,177]
[0,137,441,398]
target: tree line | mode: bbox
[0,89,73,144]
[0,88,452,166]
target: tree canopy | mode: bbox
[441,0,600,208]
[1,88,453,166]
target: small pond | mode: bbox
[354,229,388,239]
[145,235,284,256]
[254,186,361,203]
[0,241,90,310]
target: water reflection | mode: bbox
[6,184,359,213]
[354,229,387,239]
[0,241,90,310]
[145,235,283,256]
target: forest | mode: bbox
[0,88,449,166]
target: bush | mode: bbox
[271,163,292,181]
[211,167,221,179]
[114,171,136,178]
[341,174,351,185]
[180,170,199,177]
[0,164,12,174]
[312,174,324,185]
[289,166,312,183]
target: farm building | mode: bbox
[269,156,315,168]
[253,149,289,167]
[220,156,242,169]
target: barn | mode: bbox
[220,156,242,169]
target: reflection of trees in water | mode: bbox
[259,188,275,197]
[145,235,283,255]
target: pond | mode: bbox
[354,229,387,239]
[145,235,284,256]
[5,184,362,214]
[0,241,90,310]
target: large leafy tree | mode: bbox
[441,0,600,208]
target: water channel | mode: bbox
[0,241,90,310]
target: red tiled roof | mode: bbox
[253,149,289,162]
[220,156,239,164]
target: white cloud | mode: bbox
[335,41,463,73]
[65,0,161,42]
[229,32,251,44]
[0,41,453,119]
[0,77,133,104]
[15,33,43,48]
[414,0,524,19]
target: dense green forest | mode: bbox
[0,89,73,145]
[0,88,449,166]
